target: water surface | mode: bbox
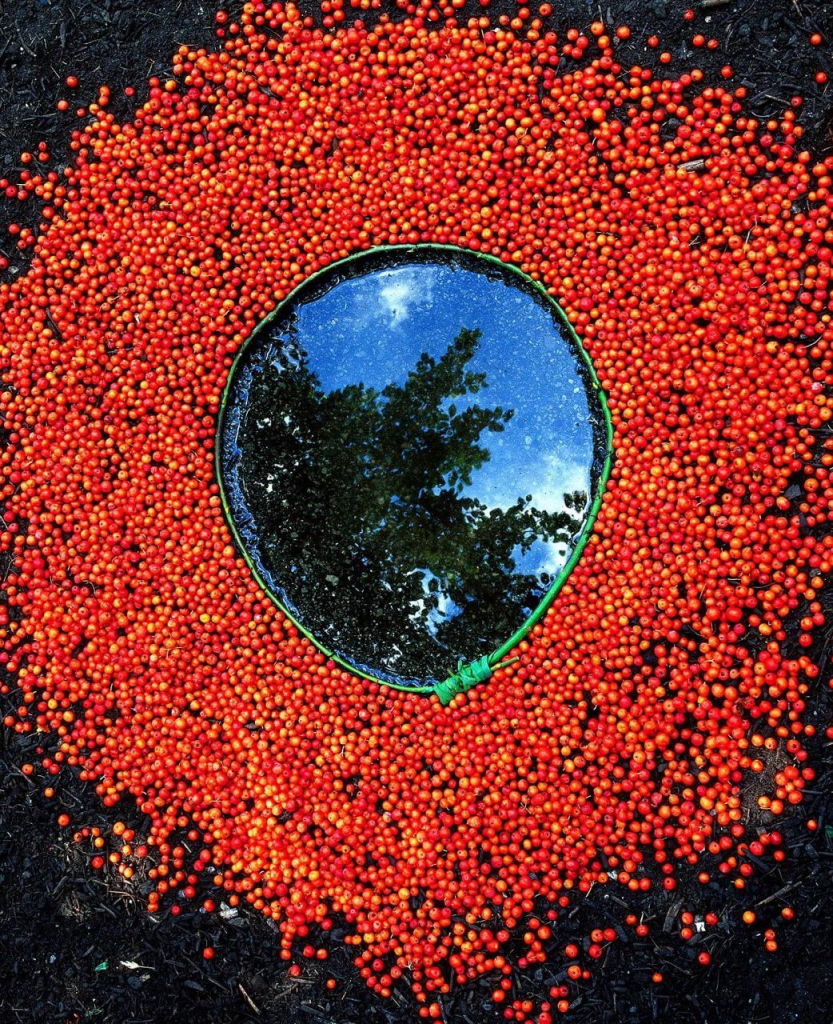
[219,249,607,685]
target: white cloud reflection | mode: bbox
[483,451,590,580]
[353,267,436,330]
[407,567,460,637]
[479,450,588,519]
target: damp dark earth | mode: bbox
[219,247,608,686]
[0,3,833,1024]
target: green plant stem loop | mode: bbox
[216,243,614,698]
[434,655,520,705]
[435,655,493,704]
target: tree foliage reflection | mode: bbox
[238,325,586,680]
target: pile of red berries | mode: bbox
[1,0,832,1013]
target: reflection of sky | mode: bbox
[409,567,462,638]
[220,254,608,684]
[275,261,596,578]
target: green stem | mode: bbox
[216,243,615,699]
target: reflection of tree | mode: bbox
[238,325,586,680]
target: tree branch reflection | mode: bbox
[238,325,586,679]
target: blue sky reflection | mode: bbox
[220,251,605,684]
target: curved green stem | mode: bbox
[216,243,615,701]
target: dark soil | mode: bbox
[1,2,833,1023]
